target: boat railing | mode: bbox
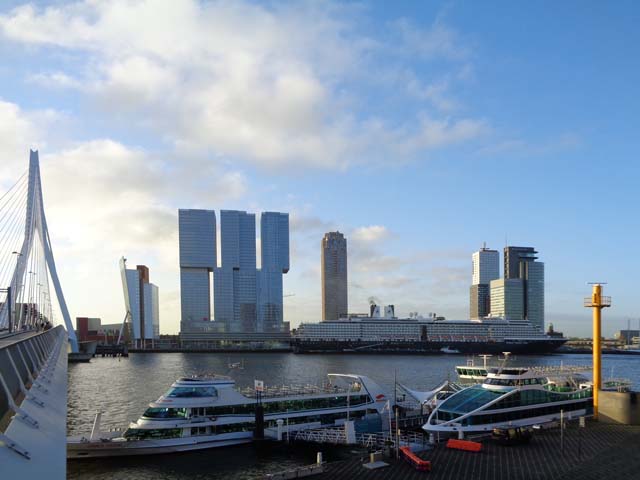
[239,383,351,398]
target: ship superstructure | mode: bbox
[68,373,388,458]
[293,309,566,354]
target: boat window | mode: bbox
[124,428,182,440]
[143,407,187,419]
[166,386,218,398]
[208,394,372,417]
[190,426,209,436]
[438,385,503,415]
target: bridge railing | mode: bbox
[0,326,66,436]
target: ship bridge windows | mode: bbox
[166,386,218,398]
[142,407,188,419]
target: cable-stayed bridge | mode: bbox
[0,150,73,478]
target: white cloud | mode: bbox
[27,71,81,89]
[0,99,67,182]
[351,225,390,244]
[0,1,489,170]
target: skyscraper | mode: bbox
[321,231,348,321]
[257,212,290,332]
[121,261,160,348]
[179,209,216,331]
[504,246,537,279]
[470,246,499,319]
[489,278,525,320]
[214,210,257,332]
[498,246,545,330]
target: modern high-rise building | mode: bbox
[470,284,490,319]
[121,261,160,348]
[214,210,257,332]
[179,208,290,335]
[321,231,348,321]
[494,246,545,331]
[469,246,499,320]
[521,260,544,331]
[489,278,525,320]
[257,212,290,332]
[504,246,537,279]
[179,209,216,331]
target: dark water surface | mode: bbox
[67,352,640,479]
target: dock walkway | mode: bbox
[318,423,640,480]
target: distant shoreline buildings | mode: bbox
[470,244,545,331]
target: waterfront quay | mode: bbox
[317,422,640,480]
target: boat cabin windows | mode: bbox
[124,428,182,440]
[143,407,188,419]
[194,394,373,417]
[189,423,255,435]
[437,399,593,427]
[191,426,210,436]
[166,386,218,398]
[457,368,487,377]
[484,377,546,387]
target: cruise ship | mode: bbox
[293,306,566,355]
[423,364,593,436]
[68,373,388,458]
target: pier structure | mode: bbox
[584,283,611,419]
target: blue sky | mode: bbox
[0,1,637,336]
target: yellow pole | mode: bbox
[592,284,602,419]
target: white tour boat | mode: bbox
[68,373,389,458]
[423,364,593,437]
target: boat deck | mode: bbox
[318,422,640,480]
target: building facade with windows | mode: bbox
[321,231,348,321]
[121,261,160,347]
[490,278,525,320]
[502,246,545,331]
[179,209,216,331]
[470,246,499,320]
[179,208,290,336]
[257,212,290,332]
[214,210,258,333]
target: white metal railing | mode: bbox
[291,426,428,449]
[239,383,352,399]
[0,326,66,459]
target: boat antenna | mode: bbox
[497,352,511,375]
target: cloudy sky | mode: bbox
[0,1,638,337]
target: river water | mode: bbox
[67,352,640,479]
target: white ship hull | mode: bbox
[68,432,253,458]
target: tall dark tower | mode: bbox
[321,232,348,320]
